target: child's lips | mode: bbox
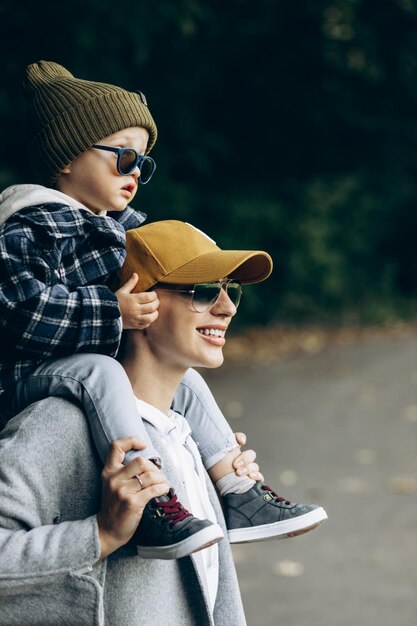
[121,183,136,197]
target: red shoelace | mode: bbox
[151,489,192,525]
[262,484,291,506]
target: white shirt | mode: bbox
[135,398,219,613]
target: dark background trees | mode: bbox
[2,0,417,327]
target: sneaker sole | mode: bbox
[228,507,328,544]
[136,523,224,560]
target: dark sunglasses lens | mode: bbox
[226,282,242,307]
[192,284,221,312]
[118,149,138,175]
[138,157,154,184]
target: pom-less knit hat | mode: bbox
[23,60,158,186]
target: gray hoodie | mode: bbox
[0,184,104,226]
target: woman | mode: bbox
[111,219,326,620]
[0,220,325,625]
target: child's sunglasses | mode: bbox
[92,144,156,184]
[155,279,242,313]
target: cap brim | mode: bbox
[159,250,273,285]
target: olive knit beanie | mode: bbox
[23,60,158,186]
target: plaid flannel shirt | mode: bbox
[0,203,145,392]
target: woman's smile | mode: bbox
[196,325,227,347]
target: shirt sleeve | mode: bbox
[0,227,122,361]
[108,206,146,231]
[0,517,101,578]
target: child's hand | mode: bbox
[115,273,159,330]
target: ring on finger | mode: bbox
[135,475,144,490]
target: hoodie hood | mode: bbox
[0,184,105,227]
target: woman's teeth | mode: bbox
[198,328,225,337]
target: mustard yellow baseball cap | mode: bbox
[119,220,273,293]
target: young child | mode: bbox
[0,61,327,559]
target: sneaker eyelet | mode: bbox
[263,493,273,502]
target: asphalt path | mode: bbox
[204,329,417,626]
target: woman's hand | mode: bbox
[97,437,169,559]
[232,432,264,482]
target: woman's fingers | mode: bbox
[98,439,170,559]
[232,433,265,482]
[117,476,169,502]
[234,432,247,446]
[233,448,256,470]
[104,437,149,473]
[119,454,166,481]
[105,453,169,499]
[236,460,259,476]
[247,466,264,481]
[232,448,264,480]
[130,467,170,494]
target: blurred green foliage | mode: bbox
[1,0,417,326]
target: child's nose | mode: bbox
[133,164,141,180]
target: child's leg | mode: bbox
[172,367,238,469]
[1,354,224,558]
[2,353,161,466]
[172,368,255,493]
[173,368,328,542]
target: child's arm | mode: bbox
[0,239,120,359]
[0,207,159,362]
[0,212,122,361]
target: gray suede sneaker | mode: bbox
[224,483,327,544]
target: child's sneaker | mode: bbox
[135,488,224,559]
[224,482,327,544]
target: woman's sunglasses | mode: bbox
[92,144,156,184]
[155,279,242,313]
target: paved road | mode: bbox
[204,330,417,626]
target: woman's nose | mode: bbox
[211,287,237,317]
